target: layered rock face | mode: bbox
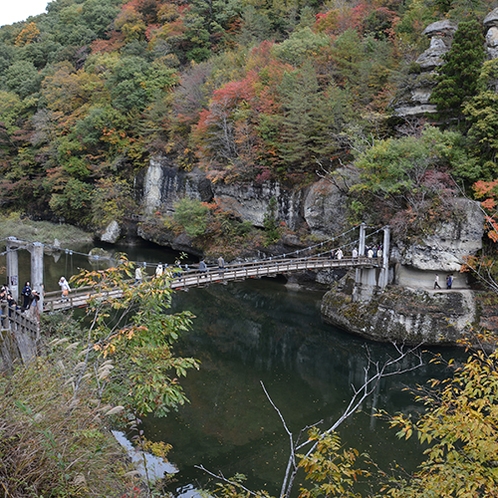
[392,198,484,274]
[321,283,477,345]
[136,159,349,237]
[394,20,456,117]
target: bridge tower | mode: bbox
[353,224,390,301]
[6,237,44,310]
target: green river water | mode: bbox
[5,240,460,497]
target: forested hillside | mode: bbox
[1,0,498,255]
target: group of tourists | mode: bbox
[0,280,43,314]
[434,273,454,290]
[329,245,383,260]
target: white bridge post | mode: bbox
[354,223,390,300]
[6,236,20,301]
[358,222,366,256]
[30,242,44,311]
[378,226,390,289]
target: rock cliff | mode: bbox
[394,13,498,117]
[136,159,348,238]
[321,281,478,345]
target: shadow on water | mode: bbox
[141,277,461,497]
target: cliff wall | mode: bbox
[136,159,348,237]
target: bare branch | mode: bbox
[194,464,260,497]
[197,343,424,498]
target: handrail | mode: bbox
[0,302,39,335]
[42,255,382,311]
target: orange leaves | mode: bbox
[15,22,40,46]
[473,179,498,199]
[472,180,498,243]
[482,198,497,211]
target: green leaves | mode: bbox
[73,255,200,418]
[173,197,210,238]
[430,19,486,118]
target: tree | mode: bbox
[430,19,486,120]
[463,59,498,179]
[0,255,200,496]
[173,197,210,237]
[384,343,498,497]
[72,255,200,417]
[350,126,467,232]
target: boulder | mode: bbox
[100,220,121,243]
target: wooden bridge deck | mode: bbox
[42,256,382,312]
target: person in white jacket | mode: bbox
[58,276,71,302]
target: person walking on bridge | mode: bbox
[135,266,143,285]
[58,277,71,302]
[199,259,208,277]
[218,256,225,275]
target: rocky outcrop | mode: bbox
[393,20,456,117]
[321,279,477,345]
[394,10,498,117]
[391,198,484,273]
[136,158,212,216]
[320,197,486,345]
[137,159,349,238]
[484,8,498,59]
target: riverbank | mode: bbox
[0,213,93,247]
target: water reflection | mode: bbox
[143,278,457,497]
[0,240,460,496]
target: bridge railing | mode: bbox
[0,302,40,370]
[170,256,381,288]
[0,302,39,335]
[42,255,383,308]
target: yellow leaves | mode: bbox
[15,22,40,46]
[102,343,116,358]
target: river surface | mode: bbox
[3,240,460,496]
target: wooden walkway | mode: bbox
[0,302,40,369]
[43,256,381,312]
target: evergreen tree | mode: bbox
[430,18,486,120]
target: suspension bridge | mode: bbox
[42,254,383,312]
[0,223,390,367]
